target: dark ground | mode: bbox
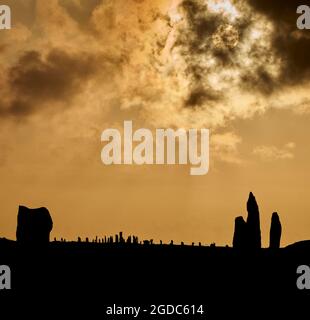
[0,238,309,319]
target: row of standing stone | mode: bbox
[233,192,282,249]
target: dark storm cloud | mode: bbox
[181,0,219,41]
[177,0,220,61]
[179,0,250,58]
[0,49,102,117]
[176,0,259,108]
[241,67,276,95]
[184,86,221,108]
[10,50,98,100]
[246,0,310,83]
[175,0,310,107]
[246,0,304,25]
[177,0,226,107]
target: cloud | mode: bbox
[253,142,295,161]
[0,49,103,116]
[175,0,280,102]
[109,0,286,131]
[211,132,242,164]
[246,0,310,83]
[0,0,304,127]
[59,0,102,28]
[0,0,309,166]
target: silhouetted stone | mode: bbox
[233,216,247,249]
[269,212,282,249]
[119,232,124,243]
[246,192,261,249]
[133,236,138,244]
[16,205,53,244]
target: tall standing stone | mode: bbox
[269,212,282,249]
[246,192,261,249]
[233,216,247,249]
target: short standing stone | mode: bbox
[16,206,53,244]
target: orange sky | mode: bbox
[0,0,310,247]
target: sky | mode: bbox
[0,0,310,247]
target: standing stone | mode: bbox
[269,212,282,249]
[16,205,53,244]
[246,192,261,249]
[233,216,247,249]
